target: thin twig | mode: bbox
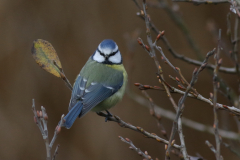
[212,29,223,160]
[206,140,217,154]
[221,141,240,158]
[32,99,64,160]
[49,115,65,148]
[32,99,51,160]
[52,145,60,160]
[137,37,178,110]
[41,106,51,160]
[141,90,168,139]
[230,0,240,18]
[119,136,153,160]
[139,1,179,112]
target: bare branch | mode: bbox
[49,115,65,148]
[97,112,181,149]
[32,99,51,160]
[52,145,60,160]
[119,136,153,160]
[127,92,240,140]
[172,0,229,5]
[205,140,217,154]
[32,99,64,160]
[135,1,236,74]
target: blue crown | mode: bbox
[99,39,117,50]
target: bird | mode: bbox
[63,39,128,129]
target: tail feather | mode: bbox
[63,102,83,129]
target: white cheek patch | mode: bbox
[93,51,105,63]
[108,51,122,64]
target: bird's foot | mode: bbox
[105,110,112,122]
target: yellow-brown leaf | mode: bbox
[31,39,62,78]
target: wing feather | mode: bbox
[68,73,123,118]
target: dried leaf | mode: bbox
[31,39,62,78]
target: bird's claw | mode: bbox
[105,110,112,122]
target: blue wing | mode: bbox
[63,74,123,129]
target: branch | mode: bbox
[52,145,60,160]
[119,136,153,160]
[140,1,178,111]
[127,91,240,140]
[134,1,236,74]
[230,0,240,18]
[165,62,209,160]
[205,141,217,155]
[32,99,64,160]
[32,99,51,160]
[172,0,229,5]
[205,140,223,160]
[96,112,181,150]
[154,41,214,160]
[49,115,65,148]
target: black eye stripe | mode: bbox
[97,48,105,56]
[97,48,119,57]
[108,50,118,57]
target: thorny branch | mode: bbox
[119,136,153,160]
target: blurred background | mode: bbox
[0,0,239,159]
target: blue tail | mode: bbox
[63,102,83,129]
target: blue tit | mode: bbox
[63,39,128,129]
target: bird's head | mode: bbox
[92,39,122,64]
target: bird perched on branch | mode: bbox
[63,39,128,129]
